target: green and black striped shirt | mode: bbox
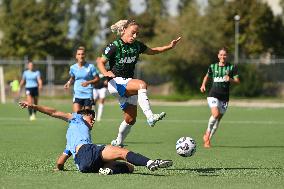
[102,38,148,78]
[207,62,239,101]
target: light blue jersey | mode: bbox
[22,70,41,88]
[70,63,98,99]
[66,113,92,157]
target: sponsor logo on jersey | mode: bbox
[122,48,137,54]
[119,56,137,64]
[213,76,227,82]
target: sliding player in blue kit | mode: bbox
[19,101,173,175]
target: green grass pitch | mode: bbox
[0,100,284,189]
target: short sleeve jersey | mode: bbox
[207,62,239,101]
[102,38,148,78]
[22,70,41,88]
[65,113,92,157]
[69,63,98,99]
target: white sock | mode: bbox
[97,103,104,121]
[206,116,217,133]
[116,120,132,144]
[138,89,153,119]
[209,120,220,139]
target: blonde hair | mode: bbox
[77,46,85,51]
[110,19,138,36]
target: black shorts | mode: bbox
[25,87,39,97]
[73,98,93,107]
[74,144,105,173]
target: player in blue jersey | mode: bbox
[64,46,99,112]
[18,101,173,175]
[57,46,99,170]
[200,47,240,148]
[96,19,181,147]
[19,61,43,121]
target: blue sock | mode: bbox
[126,151,150,166]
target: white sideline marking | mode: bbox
[0,117,283,125]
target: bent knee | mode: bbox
[133,80,147,89]
[125,118,136,125]
[212,113,221,119]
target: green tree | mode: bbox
[207,0,284,58]
[0,0,72,59]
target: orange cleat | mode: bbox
[204,140,211,148]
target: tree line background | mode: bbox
[1,0,284,97]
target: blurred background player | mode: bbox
[96,19,181,147]
[19,61,42,121]
[64,46,99,112]
[57,46,99,170]
[10,76,20,103]
[93,73,108,122]
[18,101,173,174]
[200,47,240,148]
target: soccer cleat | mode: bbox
[99,168,113,175]
[146,159,173,171]
[204,141,211,148]
[147,112,166,127]
[146,161,159,171]
[29,114,36,121]
[111,139,124,148]
[154,159,173,168]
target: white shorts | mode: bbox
[93,87,107,99]
[207,97,228,114]
[108,77,137,110]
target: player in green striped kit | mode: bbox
[200,47,240,148]
[97,19,181,147]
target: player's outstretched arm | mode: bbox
[144,37,181,55]
[18,101,72,122]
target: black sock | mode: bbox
[28,108,33,116]
[126,151,150,166]
[33,109,37,114]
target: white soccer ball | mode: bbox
[176,137,196,157]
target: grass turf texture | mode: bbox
[0,100,284,189]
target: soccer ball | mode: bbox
[176,137,196,157]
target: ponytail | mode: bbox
[110,19,138,36]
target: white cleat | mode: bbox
[154,159,173,168]
[99,168,113,175]
[111,139,124,147]
[146,159,173,171]
[147,112,166,127]
[29,114,36,121]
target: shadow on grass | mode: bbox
[123,141,163,145]
[214,145,284,149]
[95,142,162,146]
[170,167,282,176]
[132,172,166,176]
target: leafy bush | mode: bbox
[230,63,264,97]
